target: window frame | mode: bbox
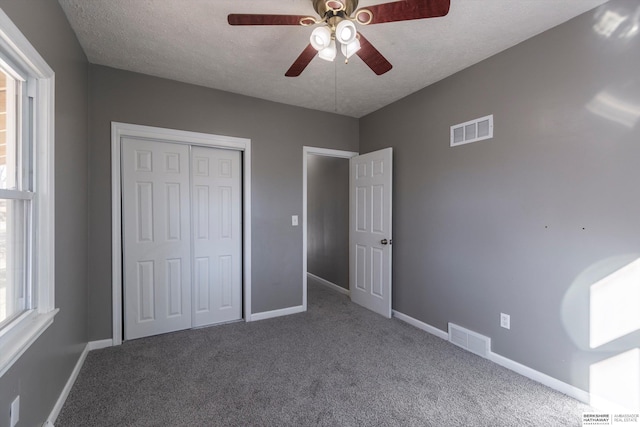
[0,8,56,377]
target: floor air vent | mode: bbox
[448,323,491,358]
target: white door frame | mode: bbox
[302,146,358,310]
[111,122,252,345]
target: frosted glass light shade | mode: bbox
[310,26,332,51]
[318,40,337,61]
[336,20,357,44]
[341,38,360,59]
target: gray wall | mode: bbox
[359,0,640,393]
[307,155,349,289]
[0,1,89,426]
[88,65,359,340]
[1,0,633,421]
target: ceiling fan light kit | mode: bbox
[310,26,332,50]
[319,39,338,61]
[228,0,450,77]
[341,38,361,60]
[336,20,357,44]
[314,19,359,62]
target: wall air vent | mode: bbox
[450,114,493,147]
[448,323,491,359]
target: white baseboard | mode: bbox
[46,343,89,425]
[87,338,113,351]
[392,310,449,340]
[392,309,590,406]
[45,339,114,425]
[307,272,350,296]
[250,304,305,321]
[487,351,590,405]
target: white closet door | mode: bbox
[191,146,242,327]
[122,138,192,340]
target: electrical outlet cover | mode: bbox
[500,313,510,329]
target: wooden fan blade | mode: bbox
[356,33,392,75]
[228,14,309,26]
[285,44,317,77]
[360,0,450,25]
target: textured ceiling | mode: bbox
[58,0,608,118]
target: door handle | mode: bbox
[381,238,390,245]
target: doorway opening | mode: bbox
[302,147,358,310]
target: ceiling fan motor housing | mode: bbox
[313,0,359,18]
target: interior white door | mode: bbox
[122,138,192,340]
[349,147,393,318]
[191,146,242,326]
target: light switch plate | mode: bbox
[291,215,298,226]
[10,395,19,427]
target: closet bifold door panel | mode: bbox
[122,139,242,340]
[191,146,242,327]
[122,138,193,340]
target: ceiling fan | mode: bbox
[228,0,450,77]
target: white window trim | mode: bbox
[0,8,56,377]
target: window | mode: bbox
[0,65,28,328]
[0,9,56,377]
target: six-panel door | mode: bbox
[191,146,242,327]
[349,147,393,318]
[122,138,241,340]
